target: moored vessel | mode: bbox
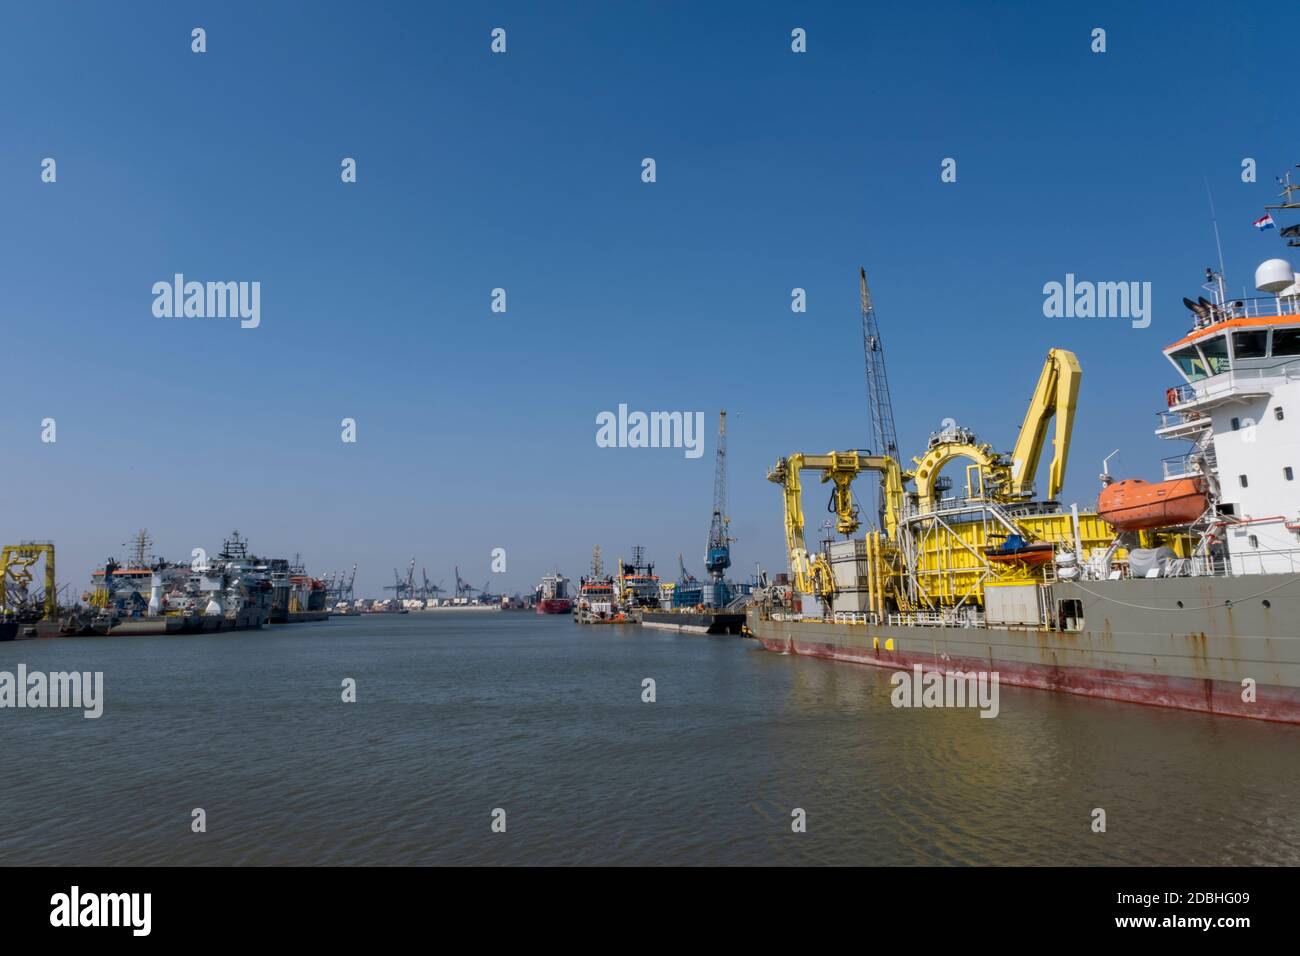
[749,230,1300,723]
[535,571,573,614]
[64,531,278,637]
[574,546,627,624]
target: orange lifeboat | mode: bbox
[1098,478,1207,531]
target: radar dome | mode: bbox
[1255,258,1296,293]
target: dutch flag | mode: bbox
[1254,213,1276,231]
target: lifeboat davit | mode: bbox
[1098,478,1207,531]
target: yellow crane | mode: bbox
[1008,348,1081,501]
[768,348,1087,609]
[910,348,1080,509]
[766,452,904,599]
[0,542,57,620]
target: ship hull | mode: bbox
[275,610,330,624]
[641,610,745,635]
[748,576,1300,723]
[536,599,573,614]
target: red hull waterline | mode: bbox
[536,599,573,615]
[754,635,1300,724]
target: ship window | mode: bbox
[1231,417,1241,431]
[1276,406,1285,421]
[1171,346,1208,381]
[1233,330,1269,359]
[1286,466,1294,481]
[1249,535,1259,549]
[1239,474,1249,488]
[1273,328,1300,356]
[1199,335,1231,375]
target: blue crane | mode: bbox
[704,411,732,606]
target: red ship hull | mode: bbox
[536,598,573,614]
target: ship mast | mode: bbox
[124,529,153,568]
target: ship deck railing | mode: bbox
[1167,361,1300,409]
[831,612,881,625]
[1156,408,1213,431]
[886,611,985,628]
[901,496,1059,522]
[1160,453,1208,480]
[1225,293,1300,320]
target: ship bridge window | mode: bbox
[1199,335,1230,375]
[1272,327,1300,357]
[1171,346,1207,381]
[1232,330,1269,359]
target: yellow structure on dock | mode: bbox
[0,541,57,620]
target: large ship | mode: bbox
[749,228,1300,723]
[68,531,277,636]
[534,571,573,614]
[617,546,661,611]
[574,546,626,624]
[267,555,331,623]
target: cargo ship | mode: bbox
[534,572,573,614]
[749,232,1300,723]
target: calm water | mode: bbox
[1,612,1297,866]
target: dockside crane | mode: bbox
[419,568,444,600]
[454,566,480,600]
[383,569,406,602]
[383,559,417,602]
[677,553,697,585]
[704,410,732,606]
[859,267,902,528]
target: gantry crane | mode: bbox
[454,566,480,600]
[766,452,905,600]
[0,541,57,621]
[384,559,417,602]
[418,569,444,600]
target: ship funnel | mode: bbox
[1255,258,1296,293]
[148,573,163,616]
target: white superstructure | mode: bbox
[1157,258,1300,574]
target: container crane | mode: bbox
[419,569,444,601]
[384,559,417,602]
[704,410,732,605]
[454,566,480,600]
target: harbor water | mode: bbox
[1,613,1297,866]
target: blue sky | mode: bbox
[2,1,1297,597]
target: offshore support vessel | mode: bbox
[749,240,1300,723]
[574,546,627,624]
